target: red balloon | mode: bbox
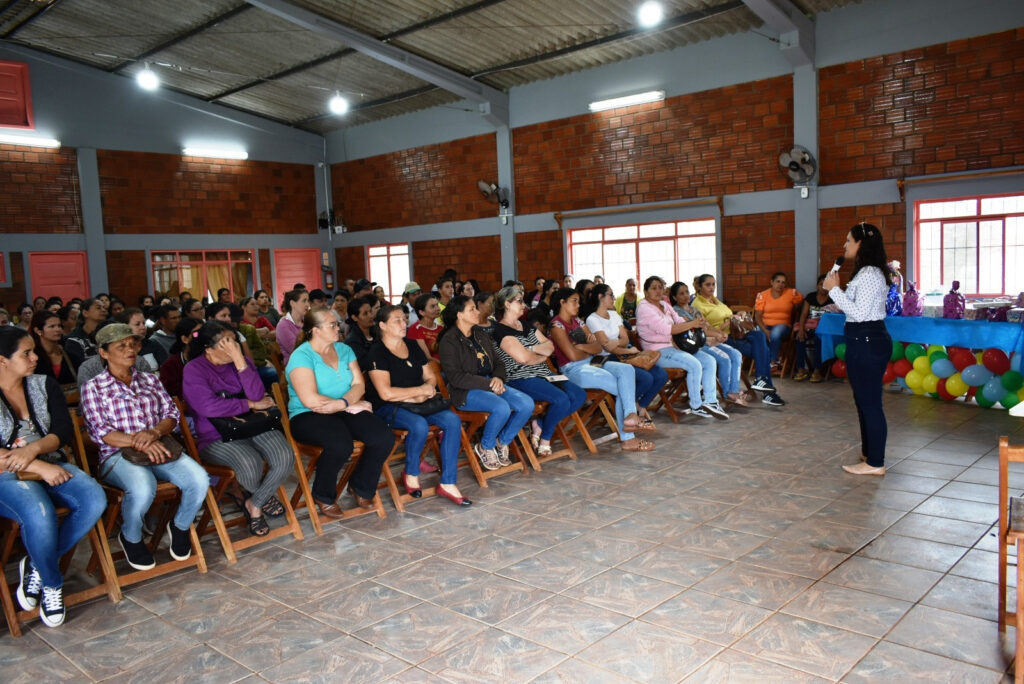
[831,360,847,378]
[893,359,912,377]
[950,350,975,372]
[882,362,896,384]
[967,386,978,399]
[983,348,1011,375]
[936,378,955,401]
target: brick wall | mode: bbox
[819,28,1024,184]
[0,252,27,311]
[819,204,906,280]
[257,249,272,293]
[332,133,498,231]
[513,75,793,215]
[516,230,564,286]
[106,250,149,300]
[334,247,366,285]
[0,147,81,233]
[97,150,317,234]
[412,236,502,291]
[720,212,795,307]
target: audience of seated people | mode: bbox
[670,282,747,407]
[276,289,310,365]
[408,292,443,360]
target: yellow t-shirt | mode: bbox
[692,295,733,333]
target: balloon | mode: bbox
[983,348,1010,374]
[922,373,940,394]
[890,340,905,362]
[893,359,912,377]
[831,360,847,378]
[945,372,968,397]
[983,376,1006,403]
[961,364,994,387]
[834,343,847,361]
[1012,353,1023,373]
[896,377,909,390]
[911,384,926,395]
[931,358,955,378]
[913,356,932,375]
[927,344,946,356]
[905,344,925,362]
[948,346,969,356]
[1003,392,1021,409]
[976,392,995,408]
[905,369,924,389]
[1002,370,1024,392]
[950,349,975,371]
[1019,387,1024,401]
[928,351,949,364]
[937,379,955,401]
[882,362,896,384]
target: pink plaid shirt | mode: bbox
[80,367,179,463]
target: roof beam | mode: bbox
[2,0,66,39]
[246,0,508,126]
[741,0,814,67]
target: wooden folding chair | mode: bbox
[378,426,442,512]
[70,411,208,591]
[524,401,578,468]
[174,399,303,563]
[998,436,1024,683]
[541,359,601,453]
[271,383,385,535]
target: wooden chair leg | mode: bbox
[204,487,237,565]
[570,411,597,454]
[1017,537,1024,684]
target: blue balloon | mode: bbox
[1012,352,1022,374]
[896,377,909,390]
[983,376,1006,403]
[931,358,955,379]
[962,364,994,387]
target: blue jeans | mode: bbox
[459,387,535,449]
[561,358,638,440]
[632,364,668,411]
[256,364,279,390]
[379,404,462,485]
[764,324,792,363]
[0,464,106,587]
[704,343,743,395]
[656,347,718,409]
[728,329,773,385]
[100,452,210,543]
[845,321,891,467]
[507,377,587,440]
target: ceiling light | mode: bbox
[136,63,159,91]
[0,131,61,148]
[638,1,664,28]
[328,92,349,115]
[588,90,665,112]
[182,146,248,160]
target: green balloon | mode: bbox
[1003,392,1022,409]
[890,340,905,362]
[905,343,925,362]
[928,392,939,398]
[929,351,949,363]
[976,393,996,408]
[835,342,847,361]
[1002,370,1024,392]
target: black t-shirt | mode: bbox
[364,338,428,409]
[464,334,493,377]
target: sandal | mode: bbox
[621,438,656,452]
[625,418,656,433]
[243,506,270,537]
[261,496,286,517]
[537,444,552,457]
[530,420,542,449]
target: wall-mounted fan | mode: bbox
[779,145,817,185]
[477,179,510,210]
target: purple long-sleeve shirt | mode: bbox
[182,355,266,451]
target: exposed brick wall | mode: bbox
[0,147,81,233]
[257,249,272,293]
[819,204,906,280]
[97,150,317,234]
[819,28,1024,184]
[513,75,793,215]
[106,250,149,300]
[335,247,366,285]
[516,230,564,285]
[332,134,498,231]
[0,252,27,311]
[412,236,502,292]
[720,212,795,307]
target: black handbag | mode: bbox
[395,396,451,416]
[208,407,282,442]
[673,328,706,354]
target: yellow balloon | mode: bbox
[976,351,985,364]
[1018,387,1024,401]
[946,372,968,396]
[905,369,924,389]
[913,355,932,374]
[911,384,926,395]
[922,373,940,394]
[927,344,946,355]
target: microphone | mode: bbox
[830,256,845,274]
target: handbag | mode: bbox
[673,328,706,354]
[208,407,282,442]
[120,434,184,466]
[617,350,660,370]
[395,396,451,416]
[729,312,755,339]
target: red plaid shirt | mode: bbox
[80,367,179,463]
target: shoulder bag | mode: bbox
[206,391,282,442]
[120,434,184,465]
[616,350,661,370]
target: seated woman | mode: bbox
[0,327,106,628]
[332,290,351,336]
[159,318,203,398]
[457,279,480,298]
[276,289,310,365]
[474,291,495,335]
[120,308,168,371]
[15,303,34,331]
[29,310,76,388]
[583,284,668,424]
[547,289,655,452]
[671,282,746,406]
[438,295,534,470]
[240,297,276,340]
[692,274,784,407]
[365,305,469,506]
[490,287,586,456]
[255,289,281,327]
[76,309,155,387]
[534,279,560,321]
[615,278,640,323]
[183,322,292,537]
[793,273,833,383]
[80,324,210,571]
[636,277,727,420]
[408,293,443,360]
[754,272,804,374]
[285,306,393,518]
[229,304,278,389]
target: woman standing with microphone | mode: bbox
[823,223,893,476]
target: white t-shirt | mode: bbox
[585,311,624,356]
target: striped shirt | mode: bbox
[80,367,180,463]
[491,323,551,381]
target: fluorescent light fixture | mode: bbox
[0,131,61,148]
[638,1,664,28]
[328,92,349,115]
[182,146,248,160]
[588,90,665,112]
[136,64,159,91]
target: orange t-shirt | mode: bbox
[754,287,803,327]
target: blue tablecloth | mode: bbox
[817,313,1024,360]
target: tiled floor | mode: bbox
[4,378,1024,682]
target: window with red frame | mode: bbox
[151,250,254,302]
[366,243,410,304]
[915,194,1024,297]
[567,219,718,293]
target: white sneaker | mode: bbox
[17,556,41,610]
[39,586,65,627]
[702,402,730,420]
[689,406,714,419]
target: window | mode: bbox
[567,219,717,291]
[915,194,1024,296]
[151,250,254,301]
[367,243,411,304]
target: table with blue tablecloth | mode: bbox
[817,313,1024,360]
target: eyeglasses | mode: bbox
[318,321,341,329]
[511,298,524,304]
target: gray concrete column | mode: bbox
[496,126,517,281]
[792,64,819,293]
[75,148,109,294]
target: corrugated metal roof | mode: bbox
[3,0,863,132]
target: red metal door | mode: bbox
[29,251,89,301]
[272,248,321,305]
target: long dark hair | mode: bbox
[29,310,59,348]
[540,279,559,302]
[372,304,404,340]
[187,321,238,362]
[582,283,612,320]
[850,222,893,286]
[438,295,472,340]
[170,318,203,355]
[0,325,30,359]
[669,281,689,305]
[550,288,577,317]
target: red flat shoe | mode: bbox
[418,459,438,474]
[436,485,471,507]
[402,472,423,498]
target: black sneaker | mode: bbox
[762,392,786,406]
[39,586,65,627]
[750,376,774,392]
[17,556,41,610]
[689,406,714,419]
[167,523,192,561]
[702,402,730,420]
[119,531,156,570]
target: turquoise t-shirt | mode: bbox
[285,342,357,418]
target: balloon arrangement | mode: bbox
[833,341,1024,408]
